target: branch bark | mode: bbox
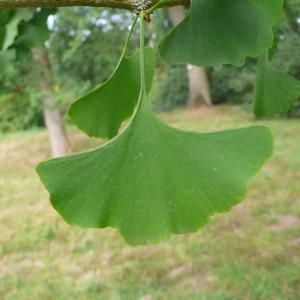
[0,0,189,10]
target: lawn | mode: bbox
[0,105,299,300]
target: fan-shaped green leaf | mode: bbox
[69,47,156,139]
[253,52,300,117]
[37,94,273,245]
[159,0,284,67]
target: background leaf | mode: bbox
[253,51,300,117]
[69,47,156,139]
[159,0,284,67]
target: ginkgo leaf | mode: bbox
[253,51,300,117]
[69,47,156,139]
[36,94,273,246]
[159,0,284,67]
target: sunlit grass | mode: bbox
[0,105,299,300]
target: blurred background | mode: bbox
[0,2,300,299]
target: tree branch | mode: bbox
[0,0,189,10]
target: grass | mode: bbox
[0,105,299,300]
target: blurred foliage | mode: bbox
[0,93,43,134]
[151,64,188,112]
[209,61,257,105]
[0,9,55,134]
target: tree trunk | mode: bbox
[186,65,212,108]
[168,6,212,107]
[32,47,71,157]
